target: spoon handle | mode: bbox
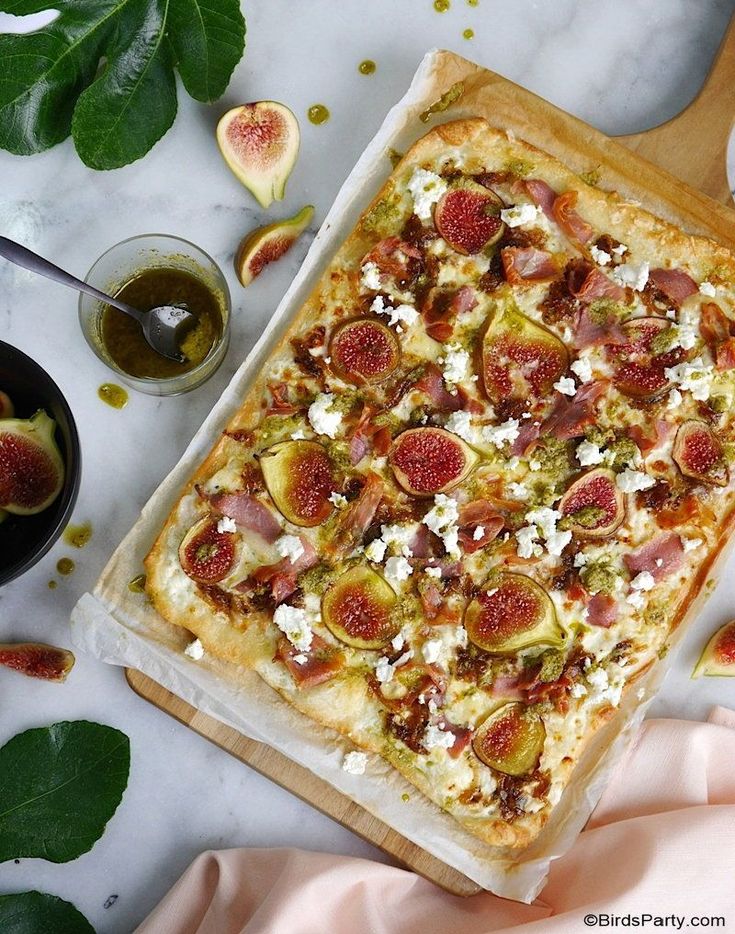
[0,236,144,323]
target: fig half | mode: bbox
[389,427,477,496]
[322,565,398,650]
[217,101,300,208]
[235,205,314,287]
[472,702,546,776]
[260,440,335,527]
[464,573,564,654]
[434,181,505,255]
[0,391,14,418]
[693,620,735,677]
[179,517,237,583]
[329,318,400,384]
[0,641,75,682]
[672,420,727,486]
[559,467,624,538]
[0,410,64,515]
[609,317,685,400]
[482,303,568,404]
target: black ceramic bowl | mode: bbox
[0,341,81,586]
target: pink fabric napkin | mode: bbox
[137,707,735,934]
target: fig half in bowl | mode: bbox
[0,341,81,586]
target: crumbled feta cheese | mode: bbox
[384,555,413,581]
[525,507,561,539]
[472,525,485,541]
[616,468,655,493]
[445,409,473,442]
[407,168,448,221]
[482,417,520,447]
[439,343,470,386]
[375,656,393,683]
[342,751,367,775]
[590,245,611,266]
[631,570,655,592]
[667,388,683,410]
[291,429,306,440]
[380,523,415,558]
[553,376,577,396]
[545,529,573,556]
[500,203,540,227]
[612,260,649,291]
[456,626,468,648]
[682,537,703,552]
[292,654,308,665]
[328,491,347,508]
[275,534,305,564]
[422,494,461,558]
[216,516,237,534]
[628,590,646,610]
[611,242,628,256]
[371,295,419,330]
[364,538,388,563]
[308,392,342,438]
[570,357,593,383]
[699,281,716,297]
[573,551,589,568]
[529,458,542,471]
[586,667,608,692]
[391,631,406,652]
[576,439,604,466]
[507,482,528,499]
[425,565,442,578]
[273,605,313,652]
[423,723,456,750]
[422,639,443,665]
[516,525,542,559]
[360,261,382,291]
[517,507,570,557]
[570,682,588,698]
[664,357,714,402]
[184,638,204,661]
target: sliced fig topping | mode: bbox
[235,205,314,287]
[0,411,64,515]
[329,319,400,384]
[179,517,236,583]
[322,565,398,649]
[0,642,75,682]
[464,573,564,654]
[0,391,14,418]
[693,620,735,677]
[482,303,568,404]
[472,702,546,776]
[608,317,686,399]
[559,467,624,538]
[434,182,505,255]
[216,101,300,208]
[260,440,335,526]
[388,427,477,496]
[672,420,727,486]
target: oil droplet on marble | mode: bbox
[98,383,129,409]
[463,27,474,39]
[358,60,376,75]
[308,104,330,125]
[434,0,450,11]
[63,522,92,549]
[56,557,75,576]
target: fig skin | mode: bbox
[329,318,400,385]
[610,317,684,400]
[482,302,568,404]
[692,620,735,677]
[0,410,64,516]
[559,467,625,538]
[464,573,564,654]
[322,565,398,650]
[389,427,478,497]
[260,440,335,527]
[472,702,546,776]
[217,101,300,208]
[179,517,237,584]
[235,205,314,287]
[434,181,506,255]
[672,420,727,487]
[0,391,14,418]
[0,642,75,682]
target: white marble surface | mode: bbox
[1,1,735,930]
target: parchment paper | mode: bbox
[71,49,724,902]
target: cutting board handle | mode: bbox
[617,15,735,205]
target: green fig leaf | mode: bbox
[0,720,130,863]
[0,891,94,934]
[0,0,246,169]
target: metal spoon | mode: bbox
[0,236,197,364]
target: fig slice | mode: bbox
[609,316,685,400]
[434,180,506,255]
[0,641,75,682]
[260,440,336,527]
[693,620,735,677]
[559,467,624,538]
[0,391,14,418]
[179,517,237,583]
[672,420,727,486]
[235,205,314,287]
[389,427,477,496]
[464,573,564,654]
[329,318,400,384]
[217,101,300,208]
[472,702,546,776]
[482,302,568,404]
[322,565,398,650]
[0,410,64,515]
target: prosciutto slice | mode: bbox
[334,472,385,551]
[628,419,674,454]
[361,236,422,280]
[552,191,594,243]
[585,593,617,628]
[524,178,557,219]
[266,382,297,416]
[276,634,343,688]
[208,491,282,544]
[700,301,732,347]
[648,268,698,305]
[567,259,626,303]
[501,246,557,283]
[457,500,504,553]
[542,380,606,440]
[573,306,626,349]
[436,717,473,759]
[251,536,318,603]
[414,363,463,412]
[716,337,735,370]
[624,532,684,582]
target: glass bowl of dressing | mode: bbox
[79,234,231,395]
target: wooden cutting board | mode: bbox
[126,17,735,898]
